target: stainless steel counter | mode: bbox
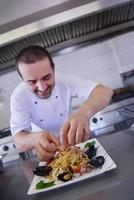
[0,129,134,200]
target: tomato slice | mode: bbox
[71,165,81,173]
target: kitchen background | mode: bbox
[0,30,134,130]
[1,11,134,200]
[0,0,134,163]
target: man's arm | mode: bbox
[78,84,113,118]
[60,84,113,145]
[13,131,60,161]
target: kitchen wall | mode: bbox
[0,30,134,130]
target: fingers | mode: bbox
[35,132,61,161]
[61,124,89,145]
[47,133,61,146]
[60,115,90,145]
[35,143,55,161]
[60,121,70,145]
[83,132,89,141]
[40,133,60,152]
[67,124,77,145]
[83,124,90,141]
[75,125,84,144]
[74,124,89,144]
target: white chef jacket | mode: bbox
[10,73,98,137]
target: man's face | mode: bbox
[18,58,55,99]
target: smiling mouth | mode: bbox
[36,87,52,98]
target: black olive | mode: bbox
[85,145,97,159]
[33,165,52,176]
[89,156,105,168]
[57,172,73,182]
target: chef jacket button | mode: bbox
[34,101,38,104]
[60,113,63,116]
[56,96,58,98]
[40,119,43,122]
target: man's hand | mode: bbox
[60,84,113,146]
[33,132,60,161]
[60,111,89,145]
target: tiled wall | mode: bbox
[0,31,134,130]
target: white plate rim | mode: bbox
[27,138,117,195]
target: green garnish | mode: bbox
[84,141,95,148]
[36,180,55,190]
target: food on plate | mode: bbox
[36,180,55,189]
[46,145,93,182]
[85,143,97,159]
[84,141,96,148]
[34,141,105,189]
[89,156,105,168]
[33,165,52,176]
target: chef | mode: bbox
[10,45,113,161]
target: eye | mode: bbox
[42,75,51,81]
[28,80,37,85]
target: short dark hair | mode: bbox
[16,45,55,77]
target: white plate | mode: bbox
[27,138,117,195]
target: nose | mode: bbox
[36,81,47,91]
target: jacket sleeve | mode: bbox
[10,90,32,135]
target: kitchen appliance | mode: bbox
[0,132,20,163]
[90,96,134,137]
[72,86,134,137]
[0,128,32,164]
[0,128,20,163]
[0,155,3,172]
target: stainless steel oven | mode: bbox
[90,96,134,137]
[0,128,32,164]
[0,132,20,164]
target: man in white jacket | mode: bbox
[10,45,113,161]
